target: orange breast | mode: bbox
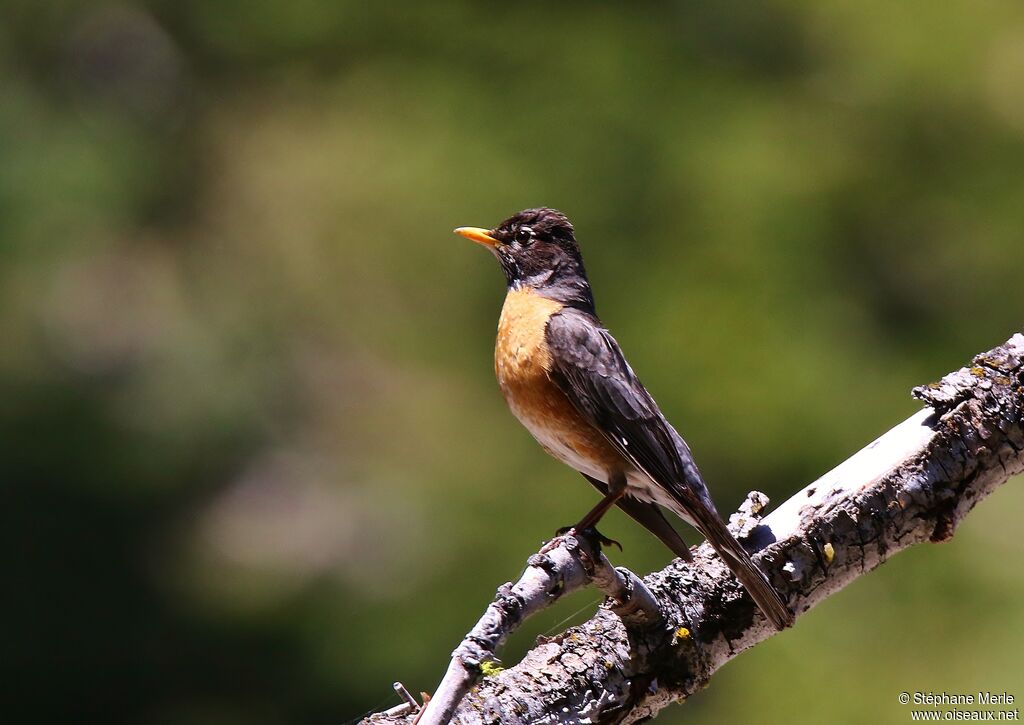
[494,288,623,479]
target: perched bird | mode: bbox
[454,208,793,630]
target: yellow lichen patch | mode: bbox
[480,660,504,677]
[970,366,987,377]
[823,542,835,564]
[672,627,691,645]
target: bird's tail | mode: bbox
[692,508,794,630]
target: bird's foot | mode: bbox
[544,526,623,553]
[584,527,623,552]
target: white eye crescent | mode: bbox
[515,226,534,244]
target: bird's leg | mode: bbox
[572,480,626,530]
[543,475,627,553]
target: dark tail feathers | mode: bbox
[695,510,794,630]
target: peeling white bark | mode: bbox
[366,332,1024,725]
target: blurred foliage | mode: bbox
[1,1,1023,723]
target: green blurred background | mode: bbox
[3,1,1023,723]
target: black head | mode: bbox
[454,207,594,310]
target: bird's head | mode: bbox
[455,207,594,309]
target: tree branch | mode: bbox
[365,332,1024,725]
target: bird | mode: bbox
[454,207,793,630]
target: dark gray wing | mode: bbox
[545,308,715,520]
[549,310,795,628]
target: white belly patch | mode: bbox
[510,403,611,482]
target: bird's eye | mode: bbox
[515,226,534,244]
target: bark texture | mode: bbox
[366,332,1024,725]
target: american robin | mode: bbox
[454,207,793,630]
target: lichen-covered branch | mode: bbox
[409,532,663,725]
[366,332,1024,725]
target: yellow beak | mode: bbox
[454,226,499,248]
